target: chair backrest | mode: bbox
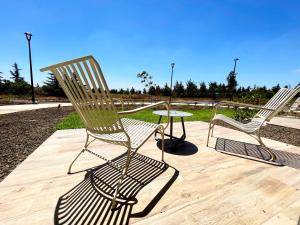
[290,97,300,111]
[255,85,300,121]
[41,56,123,134]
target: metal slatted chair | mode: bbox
[207,85,300,164]
[284,97,300,117]
[40,55,169,208]
[291,97,300,112]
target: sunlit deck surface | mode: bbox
[1,121,300,225]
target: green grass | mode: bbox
[55,108,235,130]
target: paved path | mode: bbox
[0,121,299,225]
[0,103,72,115]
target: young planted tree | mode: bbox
[226,70,238,101]
[137,71,154,90]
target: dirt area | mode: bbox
[0,107,299,182]
[261,124,300,146]
[0,107,73,181]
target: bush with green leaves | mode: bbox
[233,107,256,122]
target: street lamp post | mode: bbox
[233,58,239,74]
[169,63,175,104]
[24,32,35,104]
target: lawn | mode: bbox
[55,108,235,130]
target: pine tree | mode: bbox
[208,82,218,99]
[130,87,136,94]
[199,82,207,97]
[173,81,185,98]
[42,73,65,96]
[10,63,23,82]
[185,80,198,97]
[161,83,171,96]
[226,70,238,101]
[0,72,3,92]
[143,88,147,95]
[271,84,280,94]
[8,63,31,95]
[148,86,156,95]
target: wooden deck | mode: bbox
[1,121,300,225]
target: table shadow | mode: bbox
[156,138,198,155]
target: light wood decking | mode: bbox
[0,121,300,225]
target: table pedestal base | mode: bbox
[155,116,187,149]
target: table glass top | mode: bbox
[153,110,193,117]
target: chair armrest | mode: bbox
[217,101,275,111]
[119,101,170,130]
[118,101,169,115]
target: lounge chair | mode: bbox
[284,97,300,117]
[207,85,300,164]
[40,55,169,208]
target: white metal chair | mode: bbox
[40,55,169,209]
[207,85,300,164]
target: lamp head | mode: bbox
[24,32,32,41]
[234,58,239,61]
[171,63,175,68]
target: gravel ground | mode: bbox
[0,107,73,181]
[0,108,299,182]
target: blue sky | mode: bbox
[0,0,299,90]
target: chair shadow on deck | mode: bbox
[215,138,300,169]
[54,152,179,225]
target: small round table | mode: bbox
[153,110,193,146]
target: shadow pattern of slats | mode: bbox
[54,153,168,225]
[216,138,300,169]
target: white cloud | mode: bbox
[291,69,300,74]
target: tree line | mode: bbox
[0,64,296,101]
[0,63,65,97]
[110,81,286,100]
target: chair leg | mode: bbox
[256,129,276,162]
[211,122,215,137]
[206,120,213,147]
[257,131,265,147]
[161,129,165,162]
[111,147,132,209]
[68,149,85,174]
[68,134,90,174]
